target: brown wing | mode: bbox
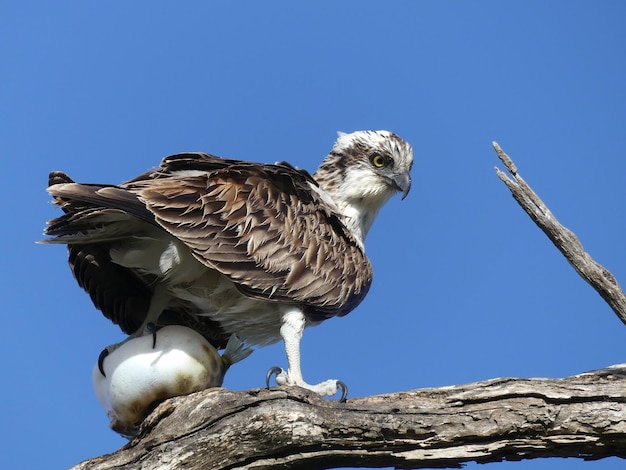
[126,153,372,318]
[45,173,231,345]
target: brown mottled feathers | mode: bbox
[45,153,372,336]
[127,153,372,317]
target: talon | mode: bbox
[266,366,284,389]
[147,322,157,348]
[336,380,348,403]
[98,348,110,377]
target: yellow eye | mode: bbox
[370,153,387,168]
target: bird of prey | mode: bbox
[43,130,413,398]
[94,326,252,437]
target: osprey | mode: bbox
[43,130,413,398]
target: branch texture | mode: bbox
[493,141,626,327]
[72,365,626,470]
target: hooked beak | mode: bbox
[392,172,412,200]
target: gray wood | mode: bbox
[71,365,626,469]
[493,142,626,326]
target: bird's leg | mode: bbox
[97,285,169,377]
[146,322,158,348]
[133,284,170,343]
[266,309,347,401]
[280,310,306,384]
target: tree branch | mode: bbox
[493,142,626,327]
[72,365,626,469]
[69,143,626,469]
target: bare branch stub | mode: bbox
[493,141,626,327]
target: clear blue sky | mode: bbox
[2,2,625,469]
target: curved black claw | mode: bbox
[98,348,110,377]
[336,380,348,403]
[265,366,284,389]
[147,322,157,348]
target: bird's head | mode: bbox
[314,130,414,241]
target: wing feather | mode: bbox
[126,153,372,317]
[45,153,372,320]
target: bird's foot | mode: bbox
[97,341,127,377]
[265,367,348,402]
[97,323,159,377]
[97,348,110,377]
[146,322,157,348]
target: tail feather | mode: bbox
[221,334,253,366]
[48,171,75,186]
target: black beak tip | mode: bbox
[392,172,412,200]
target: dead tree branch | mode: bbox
[68,143,626,469]
[493,142,626,327]
[71,365,626,470]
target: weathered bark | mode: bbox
[70,144,626,469]
[72,365,626,469]
[493,142,626,327]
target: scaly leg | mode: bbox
[266,309,347,401]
